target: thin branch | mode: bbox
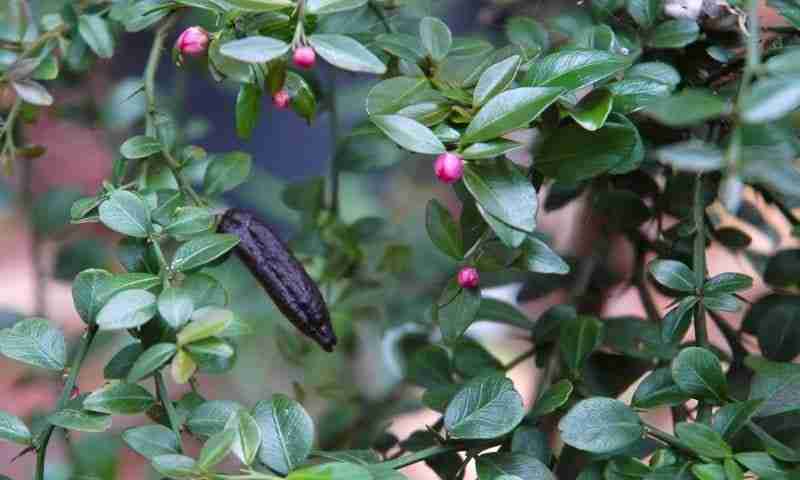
[155,371,184,452]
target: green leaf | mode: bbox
[765,48,800,75]
[536,122,640,182]
[453,339,503,378]
[127,343,177,382]
[308,34,386,74]
[656,141,724,173]
[648,259,695,292]
[226,410,262,466]
[84,382,155,415]
[374,33,425,62]
[627,61,681,87]
[476,299,531,329]
[72,269,112,325]
[463,161,537,234]
[307,0,366,14]
[420,17,452,62]
[703,293,742,313]
[366,77,436,116]
[531,379,573,417]
[747,357,800,417]
[560,315,604,373]
[99,190,151,238]
[96,289,157,330]
[171,349,197,384]
[287,462,372,480]
[171,234,240,272]
[671,347,727,401]
[711,400,763,439]
[645,89,729,126]
[474,55,521,107]
[425,199,463,259]
[675,422,732,459]
[747,422,800,462]
[524,49,630,92]
[187,400,243,437]
[104,342,144,380]
[197,428,236,469]
[98,273,161,305]
[0,410,31,445]
[476,452,555,480]
[122,425,180,459]
[608,78,672,113]
[158,287,195,329]
[236,83,262,140]
[734,451,787,478]
[78,15,114,59]
[120,135,162,159]
[568,89,613,131]
[177,307,234,346]
[559,397,643,453]
[371,114,445,154]
[183,273,229,309]
[661,296,698,344]
[444,374,525,439]
[219,36,290,63]
[519,236,569,274]
[253,394,315,475]
[740,75,800,123]
[632,368,691,408]
[506,17,549,54]
[647,19,699,48]
[152,454,198,478]
[436,286,482,343]
[461,139,524,160]
[204,151,252,196]
[0,318,66,371]
[627,0,662,27]
[462,87,563,144]
[286,72,317,123]
[407,345,452,389]
[47,409,111,433]
[691,463,726,480]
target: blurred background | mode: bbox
[1,0,797,478]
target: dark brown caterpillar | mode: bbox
[218,208,337,352]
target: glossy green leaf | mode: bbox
[48,409,111,433]
[96,289,157,330]
[476,452,555,480]
[226,409,262,466]
[425,199,462,259]
[627,0,662,27]
[525,49,630,92]
[0,318,66,371]
[444,374,525,439]
[461,139,524,160]
[560,315,604,373]
[236,83,262,140]
[645,89,729,126]
[632,368,691,408]
[747,357,800,417]
[307,0,366,14]
[197,428,236,469]
[72,269,112,325]
[187,400,243,437]
[78,15,114,59]
[568,89,613,131]
[559,398,643,453]
[671,347,727,401]
[122,424,180,459]
[656,141,724,172]
[0,410,31,445]
[474,55,521,107]
[371,115,446,154]
[420,17,452,62]
[675,422,731,459]
[531,379,573,417]
[253,394,314,475]
[661,296,698,344]
[436,286,481,343]
[462,87,563,144]
[204,151,252,196]
[177,307,234,346]
[158,287,195,329]
[120,135,162,159]
[219,36,290,63]
[99,190,151,238]
[309,34,386,74]
[463,161,537,234]
[648,259,695,292]
[84,382,155,415]
[647,19,699,48]
[519,236,569,274]
[151,454,198,478]
[127,343,177,382]
[740,75,800,123]
[171,234,240,272]
[711,400,763,439]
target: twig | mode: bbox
[155,371,184,452]
[692,174,712,423]
[35,326,98,480]
[328,70,341,214]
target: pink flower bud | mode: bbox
[293,46,316,69]
[434,153,464,184]
[176,27,209,56]
[458,267,480,289]
[273,90,291,110]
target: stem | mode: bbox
[35,326,98,480]
[381,445,460,470]
[692,174,713,423]
[155,371,184,453]
[645,424,694,454]
[143,15,203,207]
[741,0,761,90]
[328,70,340,214]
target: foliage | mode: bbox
[1,0,800,479]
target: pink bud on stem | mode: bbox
[434,153,464,184]
[293,46,316,69]
[175,27,210,56]
[458,267,480,289]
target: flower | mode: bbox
[175,27,210,56]
[273,90,291,109]
[293,46,316,69]
[434,153,464,183]
[457,267,480,289]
